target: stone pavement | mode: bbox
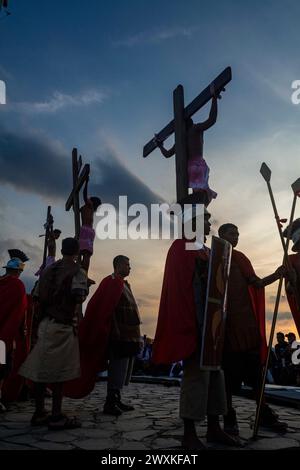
[1,382,300,450]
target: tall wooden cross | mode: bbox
[143,67,232,203]
[65,148,90,239]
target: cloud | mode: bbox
[6,89,108,114]
[0,126,163,207]
[0,127,70,200]
[136,293,159,309]
[112,26,198,47]
[265,310,293,322]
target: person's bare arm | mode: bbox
[250,266,285,288]
[194,83,220,132]
[154,134,175,158]
[83,178,89,205]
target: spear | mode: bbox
[252,165,300,439]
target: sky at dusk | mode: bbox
[1,0,300,339]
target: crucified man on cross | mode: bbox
[154,83,222,206]
[79,177,101,273]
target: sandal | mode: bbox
[48,414,81,431]
[31,410,50,427]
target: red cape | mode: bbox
[285,254,300,336]
[2,294,33,402]
[152,239,209,365]
[0,275,27,351]
[232,250,267,364]
[64,274,124,398]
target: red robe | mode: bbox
[64,274,124,399]
[152,238,209,365]
[0,275,27,352]
[285,253,300,336]
[2,295,33,402]
[231,250,267,364]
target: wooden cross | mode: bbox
[143,67,232,203]
[41,206,53,268]
[65,148,90,239]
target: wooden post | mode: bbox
[173,85,188,203]
[72,148,80,239]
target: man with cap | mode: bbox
[0,256,28,411]
[218,223,287,435]
[19,238,88,429]
[152,206,238,450]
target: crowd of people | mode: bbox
[271,331,300,386]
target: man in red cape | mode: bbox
[65,255,141,416]
[218,223,287,435]
[0,257,27,411]
[283,218,300,336]
[153,209,238,450]
[2,294,33,403]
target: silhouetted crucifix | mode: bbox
[65,148,90,240]
[143,67,232,204]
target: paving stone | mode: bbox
[0,429,27,438]
[247,437,299,450]
[117,419,154,431]
[125,430,157,441]
[161,429,183,437]
[33,442,74,450]
[75,438,115,450]
[42,432,78,442]
[0,442,35,450]
[151,438,182,449]
[3,435,38,445]
[117,442,150,450]
[4,414,31,422]
[257,430,283,438]
[70,429,115,439]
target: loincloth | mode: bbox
[79,225,95,255]
[187,156,217,205]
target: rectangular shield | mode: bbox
[200,236,232,370]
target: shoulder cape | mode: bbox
[232,250,267,364]
[152,238,209,365]
[64,274,124,399]
[0,275,27,350]
[285,254,300,336]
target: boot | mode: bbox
[223,407,239,436]
[115,390,135,412]
[103,390,122,417]
[259,404,287,433]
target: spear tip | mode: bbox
[260,162,272,182]
[291,178,300,196]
